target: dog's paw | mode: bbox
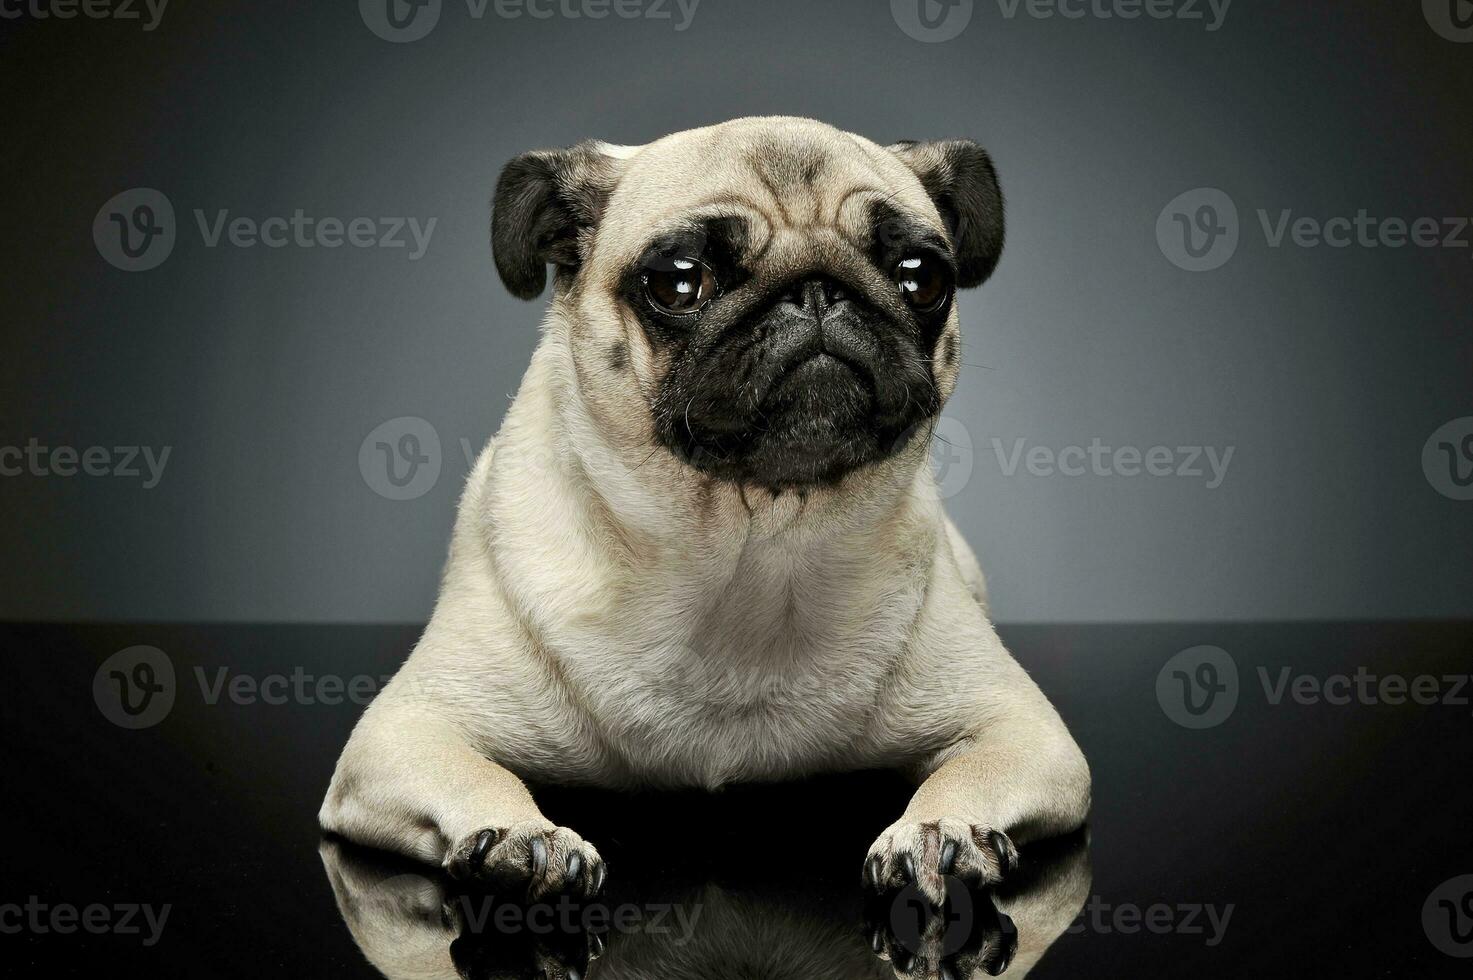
[446,822,606,901]
[864,818,1017,907]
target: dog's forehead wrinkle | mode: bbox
[612,119,911,224]
[746,133,832,189]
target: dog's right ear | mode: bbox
[492,141,629,300]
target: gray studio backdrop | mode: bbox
[2,0,1469,624]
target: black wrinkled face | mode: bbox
[625,204,955,489]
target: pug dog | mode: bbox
[320,116,1090,908]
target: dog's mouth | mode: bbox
[661,334,935,488]
[766,351,875,412]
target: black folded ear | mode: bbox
[492,141,624,300]
[887,139,1005,288]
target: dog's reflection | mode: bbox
[320,830,1089,980]
[864,833,1092,979]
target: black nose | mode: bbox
[780,276,848,318]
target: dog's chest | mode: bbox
[557,574,920,788]
[594,633,893,787]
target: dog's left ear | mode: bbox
[887,139,1005,288]
[492,140,628,300]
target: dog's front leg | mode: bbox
[864,690,1091,907]
[319,695,605,900]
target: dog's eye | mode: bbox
[643,257,717,316]
[895,255,951,313]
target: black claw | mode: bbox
[900,853,917,884]
[988,941,1015,977]
[940,964,959,980]
[987,913,1018,976]
[589,931,606,958]
[895,950,915,974]
[867,854,884,889]
[530,836,548,878]
[592,860,607,895]
[991,832,1018,877]
[871,926,886,953]
[566,851,583,885]
[938,839,958,876]
[567,968,582,980]
[470,828,497,869]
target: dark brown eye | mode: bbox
[643,257,717,316]
[895,255,951,313]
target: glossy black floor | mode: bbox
[3,621,1471,977]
